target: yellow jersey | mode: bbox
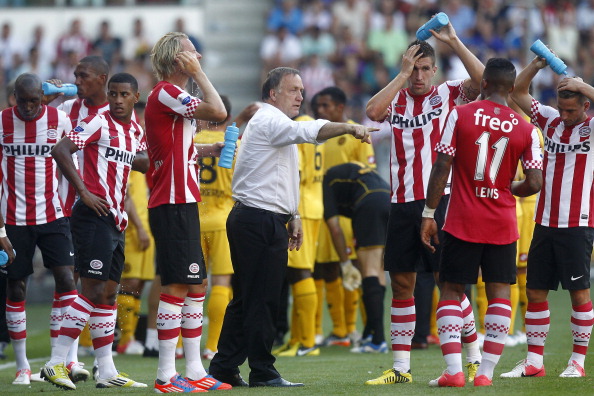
[126,170,150,234]
[194,129,236,232]
[323,119,375,170]
[295,115,325,220]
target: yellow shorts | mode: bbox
[517,195,537,269]
[316,216,357,263]
[201,229,233,275]
[288,218,322,270]
[123,227,155,280]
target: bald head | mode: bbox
[15,73,42,94]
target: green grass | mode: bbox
[1,288,593,395]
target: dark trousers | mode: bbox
[0,276,8,343]
[210,205,289,383]
[412,269,435,344]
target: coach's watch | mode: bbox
[291,214,301,221]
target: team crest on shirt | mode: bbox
[47,129,58,139]
[181,96,191,105]
[90,259,103,269]
[494,107,501,115]
[579,126,591,137]
[429,95,442,106]
[189,263,200,274]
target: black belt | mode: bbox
[233,201,292,224]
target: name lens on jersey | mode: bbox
[391,108,443,129]
[105,147,135,166]
[475,187,499,199]
[544,136,590,154]
[473,108,519,132]
[3,143,54,157]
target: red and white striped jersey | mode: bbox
[437,100,543,244]
[0,105,70,225]
[57,98,109,217]
[530,98,594,228]
[145,81,202,208]
[386,80,470,203]
[67,110,147,231]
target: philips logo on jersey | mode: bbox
[3,143,54,157]
[473,108,519,133]
[105,147,135,165]
[544,136,590,154]
[391,108,442,129]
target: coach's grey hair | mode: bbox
[261,67,300,100]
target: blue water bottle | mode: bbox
[416,12,449,41]
[42,82,78,96]
[530,40,568,75]
[217,122,239,169]
[0,249,15,266]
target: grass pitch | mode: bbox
[0,286,592,395]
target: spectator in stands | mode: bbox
[267,0,303,35]
[0,23,23,85]
[303,0,332,32]
[175,18,203,55]
[56,19,92,61]
[28,26,56,79]
[122,18,151,64]
[300,26,336,62]
[331,0,371,43]
[93,20,123,72]
[260,25,302,80]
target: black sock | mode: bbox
[362,276,385,345]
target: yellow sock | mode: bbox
[292,278,317,348]
[476,276,487,333]
[325,278,347,338]
[177,334,183,348]
[430,286,439,337]
[509,282,519,334]
[344,287,359,334]
[79,323,92,348]
[314,278,324,336]
[116,294,138,347]
[205,285,231,352]
[517,272,527,332]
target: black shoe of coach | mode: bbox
[249,377,305,387]
[209,372,248,387]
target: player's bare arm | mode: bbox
[195,142,224,158]
[559,77,594,103]
[433,22,484,101]
[366,44,422,121]
[420,152,453,253]
[51,137,110,217]
[176,51,226,122]
[511,57,547,115]
[511,168,542,197]
[132,150,149,173]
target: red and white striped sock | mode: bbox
[182,293,207,380]
[436,300,463,375]
[460,294,481,363]
[49,295,94,365]
[51,290,77,350]
[477,298,511,380]
[89,304,117,379]
[6,299,29,371]
[390,298,415,372]
[569,301,594,367]
[157,293,184,383]
[525,301,549,368]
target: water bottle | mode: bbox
[217,122,239,169]
[42,82,78,96]
[530,40,568,75]
[0,249,15,266]
[416,12,449,41]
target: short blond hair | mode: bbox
[151,32,188,81]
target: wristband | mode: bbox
[0,226,6,238]
[291,214,301,221]
[421,205,436,219]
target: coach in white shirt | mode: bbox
[209,67,375,388]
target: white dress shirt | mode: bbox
[232,103,328,215]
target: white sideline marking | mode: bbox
[0,357,48,371]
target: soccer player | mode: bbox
[365,23,484,385]
[0,73,72,386]
[323,162,390,354]
[42,72,148,390]
[500,54,594,379]
[274,100,325,358]
[313,86,376,349]
[116,101,154,356]
[146,32,230,393]
[420,58,543,387]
